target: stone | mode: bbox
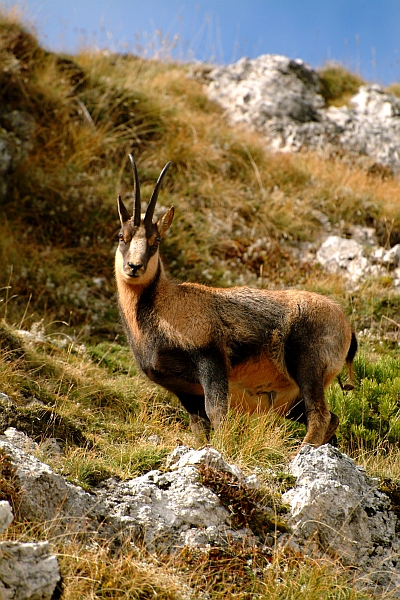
[0,438,98,531]
[0,393,12,405]
[315,235,400,283]
[0,498,61,600]
[382,244,400,268]
[0,436,256,552]
[146,434,161,445]
[4,427,400,598]
[167,445,243,478]
[3,427,39,454]
[316,236,370,282]
[207,56,400,172]
[167,445,260,488]
[0,541,61,600]
[347,225,378,247]
[0,110,35,201]
[99,446,258,552]
[0,501,13,534]
[283,444,400,595]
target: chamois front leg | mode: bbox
[177,393,211,443]
[196,348,229,432]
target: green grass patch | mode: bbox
[328,353,400,451]
[319,64,365,106]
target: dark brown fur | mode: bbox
[115,157,357,448]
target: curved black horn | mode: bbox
[129,154,141,227]
[144,162,172,228]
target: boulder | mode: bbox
[97,445,260,552]
[0,500,61,600]
[283,445,400,594]
[316,235,400,284]
[0,541,61,600]
[2,429,400,595]
[0,110,35,201]
[207,55,400,172]
[0,501,13,535]
[0,437,97,530]
[316,236,369,281]
[0,435,257,552]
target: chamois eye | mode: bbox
[118,233,124,242]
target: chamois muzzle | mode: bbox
[128,262,143,277]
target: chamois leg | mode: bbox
[178,393,211,442]
[322,411,339,444]
[286,400,339,445]
[197,351,229,431]
[298,375,331,447]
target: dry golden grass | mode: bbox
[211,407,299,474]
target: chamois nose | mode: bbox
[128,262,143,275]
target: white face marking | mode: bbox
[127,235,148,266]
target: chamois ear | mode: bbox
[156,206,174,238]
[117,195,131,225]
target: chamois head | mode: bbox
[116,155,174,285]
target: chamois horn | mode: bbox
[144,161,172,228]
[129,154,141,227]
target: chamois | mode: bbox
[115,155,357,448]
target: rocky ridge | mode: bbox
[0,426,400,597]
[206,54,400,172]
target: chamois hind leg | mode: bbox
[322,411,339,444]
[286,399,338,446]
[178,393,211,443]
[297,371,332,448]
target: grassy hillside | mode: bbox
[0,11,400,599]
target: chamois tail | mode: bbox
[338,332,358,391]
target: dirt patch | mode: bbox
[0,399,88,447]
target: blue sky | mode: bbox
[5,0,400,84]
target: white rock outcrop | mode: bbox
[0,435,256,552]
[0,501,13,535]
[207,55,400,172]
[1,429,399,595]
[316,235,400,284]
[0,500,61,600]
[283,445,400,595]
[0,437,97,529]
[0,540,61,600]
[98,463,255,552]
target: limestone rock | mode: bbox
[3,427,400,598]
[0,436,256,552]
[99,446,257,552]
[283,445,400,594]
[0,501,13,535]
[382,244,400,267]
[0,541,61,600]
[0,110,35,201]
[316,236,370,282]
[0,438,98,530]
[207,54,334,153]
[0,500,61,600]
[207,56,400,172]
[3,427,39,454]
[316,234,400,284]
